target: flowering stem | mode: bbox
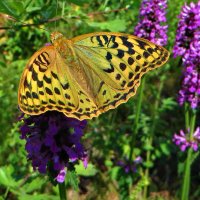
[181,109,196,200]
[143,77,164,199]
[129,77,146,161]
[184,103,190,129]
[58,182,67,200]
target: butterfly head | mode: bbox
[50,32,64,44]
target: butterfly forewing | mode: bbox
[18,46,80,115]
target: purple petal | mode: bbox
[56,168,66,183]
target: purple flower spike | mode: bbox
[134,0,168,46]
[173,1,200,60]
[178,65,200,109]
[173,1,200,109]
[19,111,88,182]
[173,127,200,151]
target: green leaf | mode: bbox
[26,6,42,13]
[160,143,170,156]
[75,163,97,177]
[0,0,25,18]
[155,149,161,158]
[160,97,177,112]
[0,166,22,188]
[22,177,46,193]
[88,19,127,32]
[105,160,113,167]
[65,171,79,191]
[143,161,154,168]
[143,143,153,151]
[110,166,120,180]
[18,194,59,200]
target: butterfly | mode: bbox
[18,31,170,120]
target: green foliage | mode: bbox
[0,0,200,199]
[65,171,79,191]
[75,162,97,177]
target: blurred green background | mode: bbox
[0,0,199,199]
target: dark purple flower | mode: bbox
[173,1,200,60]
[173,127,200,151]
[173,1,200,109]
[56,168,66,183]
[19,111,88,183]
[134,0,168,46]
[178,65,200,109]
[117,156,142,173]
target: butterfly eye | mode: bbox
[50,32,64,43]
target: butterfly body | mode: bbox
[18,32,169,120]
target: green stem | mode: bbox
[59,182,67,200]
[181,109,196,200]
[184,103,189,130]
[129,77,146,161]
[181,148,192,200]
[143,78,164,199]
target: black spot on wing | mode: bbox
[135,39,147,49]
[120,36,133,48]
[51,71,59,79]
[117,50,124,58]
[135,65,140,72]
[136,55,142,60]
[32,92,39,99]
[119,63,126,71]
[115,74,121,80]
[38,54,46,65]
[128,72,134,79]
[111,36,118,48]
[45,87,53,95]
[114,93,120,98]
[49,99,56,104]
[62,83,69,90]
[102,35,109,45]
[98,81,104,93]
[127,48,135,55]
[96,36,103,47]
[39,91,44,95]
[58,100,65,106]
[106,52,112,61]
[143,51,150,58]
[32,67,38,81]
[65,94,71,100]
[103,63,114,73]
[37,80,43,88]
[128,57,134,65]
[26,91,31,98]
[54,87,61,95]
[41,52,50,65]
[44,75,51,84]
[65,108,72,112]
